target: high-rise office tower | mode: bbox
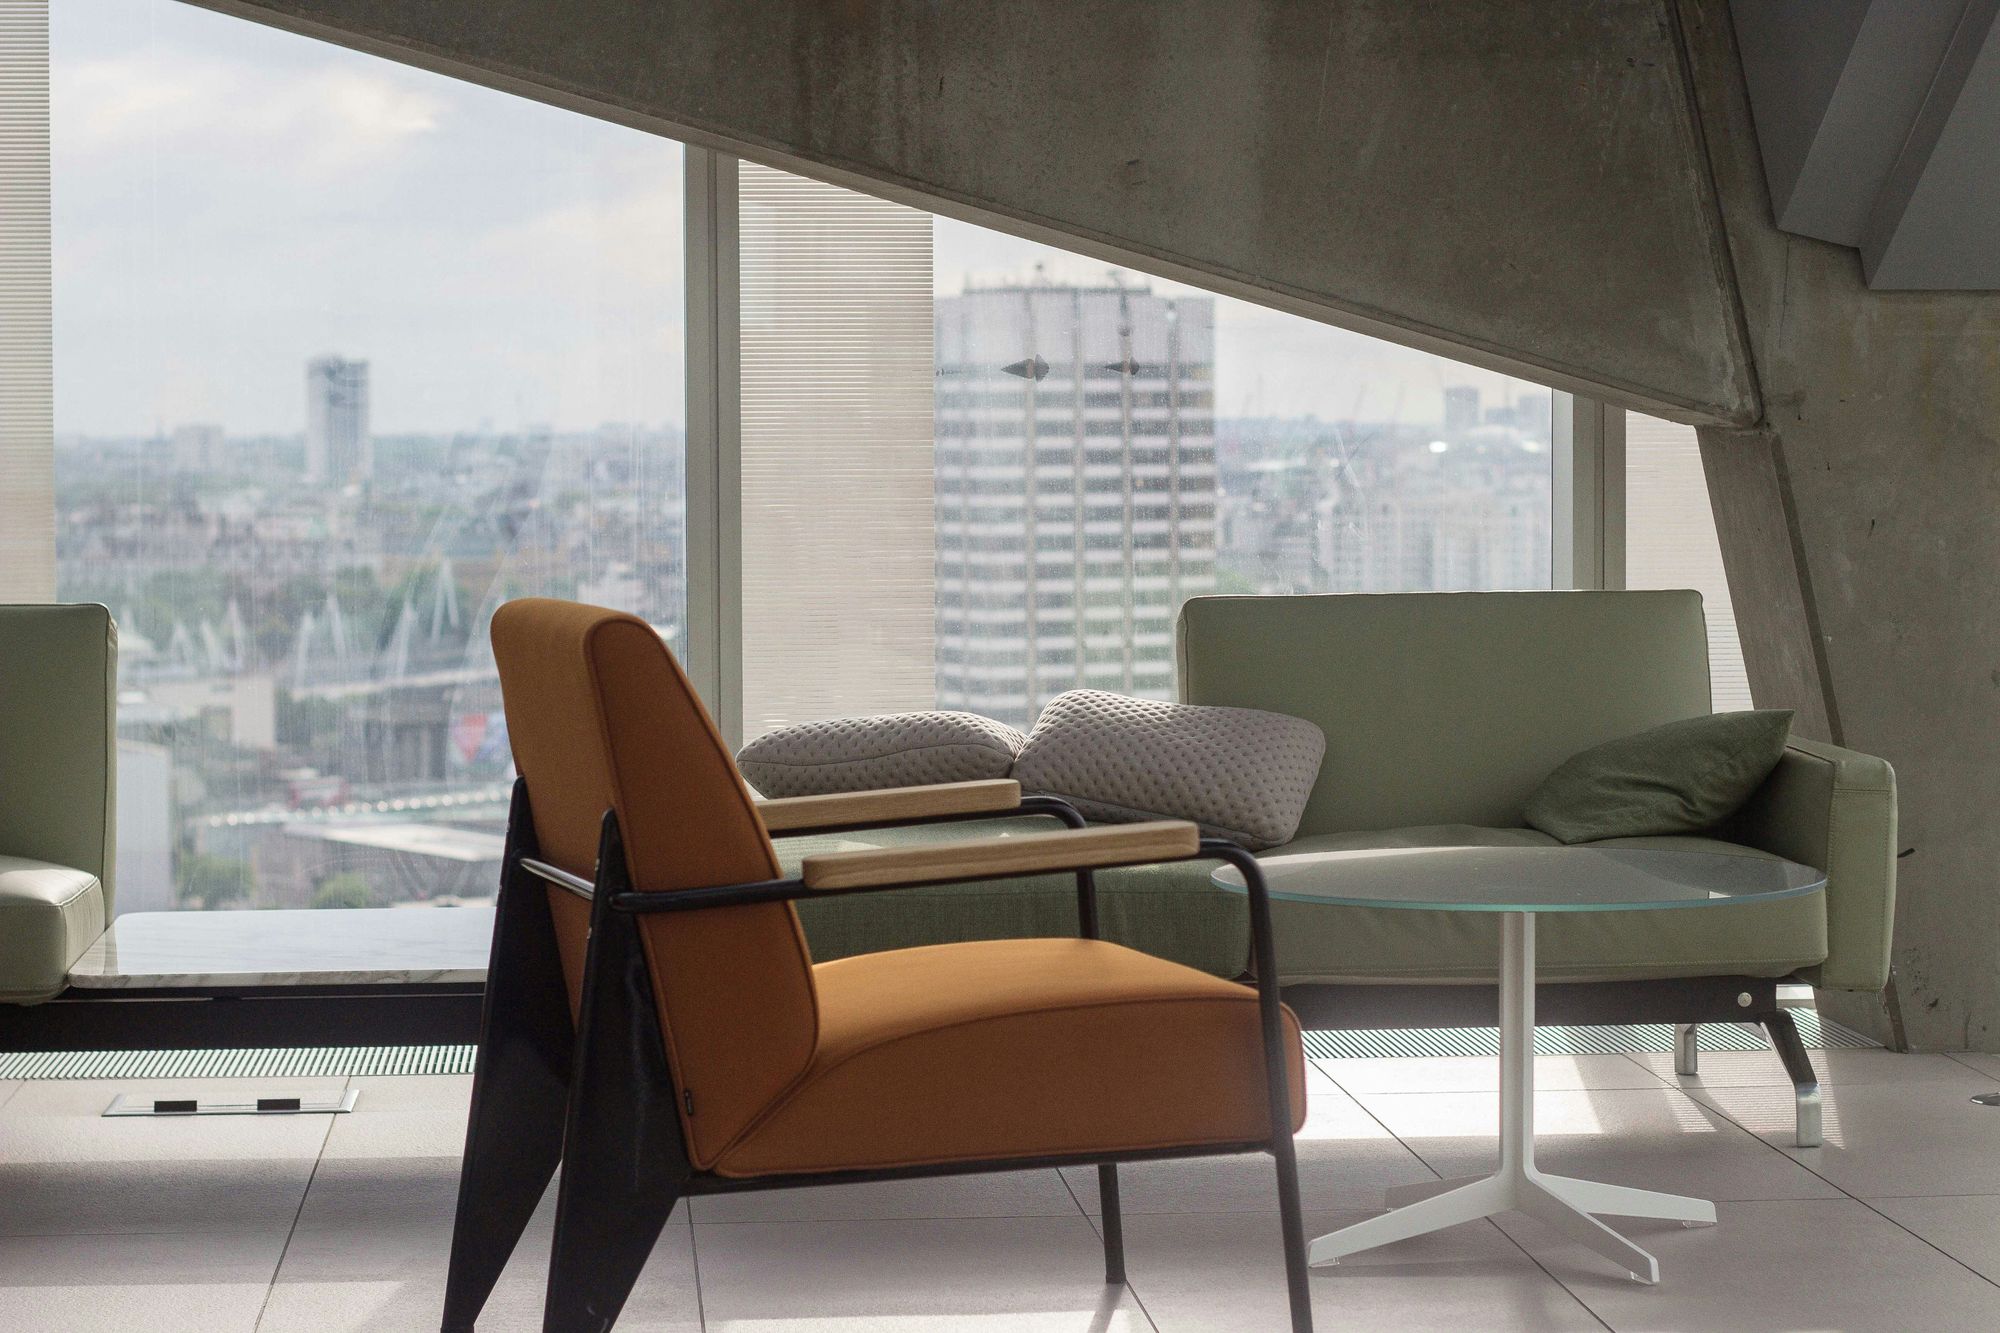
[305,355,371,483]
[934,282,1217,730]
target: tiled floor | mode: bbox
[1,1048,1997,1331]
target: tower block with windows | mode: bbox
[933,282,1217,729]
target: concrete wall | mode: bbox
[195,0,1756,425]
[186,0,2000,1048]
[1683,0,2000,1048]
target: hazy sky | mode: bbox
[53,0,1542,438]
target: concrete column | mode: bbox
[1682,0,2000,1048]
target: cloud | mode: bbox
[51,0,685,436]
[56,46,444,179]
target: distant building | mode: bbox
[934,283,1218,729]
[305,355,371,483]
[170,423,224,470]
[1215,424,1552,598]
[113,739,174,915]
[1443,385,1482,437]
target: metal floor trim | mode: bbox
[0,1045,476,1080]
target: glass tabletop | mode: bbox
[1209,845,1826,912]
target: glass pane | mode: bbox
[51,1,686,913]
[1625,413,1752,709]
[736,178,1555,739]
[934,220,1554,731]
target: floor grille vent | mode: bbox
[0,1044,477,1080]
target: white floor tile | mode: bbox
[1356,1085,1840,1203]
[0,1078,340,1164]
[320,1076,470,1160]
[1497,1198,2000,1329]
[14,1054,2000,1333]
[0,1229,283,1333]
[0,1157,314,1236]
[263,1158,699,1332]
[1947,1050,2000,1081]
[694,1214,1154,1330]
[0,1080,20,1112]
[1317,1052,1663,1095]
[1867,1193,2000,1284]
[1061,1093,1436,1215]
[341,1074,474,1112]
[1626,1044,1991,1088]
[691,1168,1082,1223]
[1690,1077,2000,1196]
[1117,1207,1603,1332]
[276,1157,490,1281]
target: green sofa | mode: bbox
[779,590,1897,1148]
[0,603,118,1004]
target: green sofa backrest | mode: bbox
[0,603,117,910]
[1177,591,1712,838]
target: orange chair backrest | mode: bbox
[490,598,819,1169]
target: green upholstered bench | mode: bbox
[0,603,484,1051]
[781,591,1897,1149]
[0,604,117,1007]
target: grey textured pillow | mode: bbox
[1523,709,1795,845]
[1011,690,1327,850]
[735,711,1026,799]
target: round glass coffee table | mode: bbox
[1213,844,1825,1283]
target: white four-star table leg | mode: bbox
[1307,911,1716,1283]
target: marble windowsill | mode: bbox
[66,907,494,990]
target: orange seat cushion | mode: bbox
[712,938,1307,1178]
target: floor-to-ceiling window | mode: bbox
[22,5,1576,908]
[50,1,686,913]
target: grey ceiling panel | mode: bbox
[1733,0,2000,290]
[1863,7,2000,288]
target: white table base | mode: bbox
[1307,912,1715,1284]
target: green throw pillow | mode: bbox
[1522,709,1795,844]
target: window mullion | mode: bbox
[683,147,743,746]
[1554,392,1627,591]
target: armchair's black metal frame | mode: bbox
[442,782,1314,1333]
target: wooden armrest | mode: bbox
[800,820,1200,891]
[755,779,1022,833]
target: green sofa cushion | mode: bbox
[1524,710,1794,844]
[0,856,106,1003]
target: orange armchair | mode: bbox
[442,598,1313,1332]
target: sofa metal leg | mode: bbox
[1673,1023,1699,1077]
[1097,1163,1127,1285]
[1761,1010,1823,1148]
